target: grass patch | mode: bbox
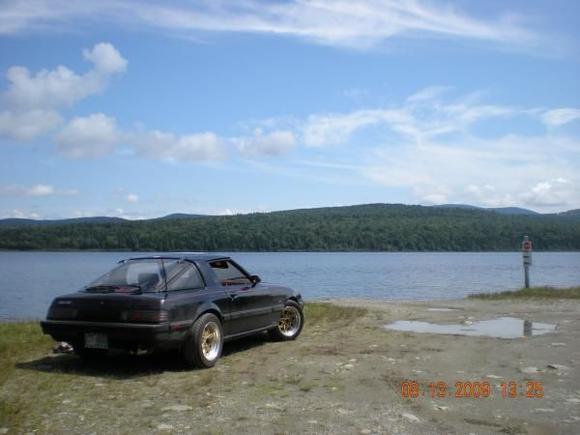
[304,302,368,325]
[468,286,580,300]
[0,322,52,384]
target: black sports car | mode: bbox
[41,254,304,368]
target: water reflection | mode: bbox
[385,317,556,339]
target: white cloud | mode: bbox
[0,109,62,140]
[134,130,227,162]
[28,184,54,196]
[82,42,128,75]
[407,86,451,102]
[238,129,296,156]
[541,108,580,127]
[2,43,126,111]
[519,178,580,208]
[364,134,580,212]
[3,209,40,219]
[0,183,78,196]
[303,109,407,146]
[0,42,126,142]
[126,193,139,203]
[302,94,518,147]
[0,1,540,51]
[56,113,119,158]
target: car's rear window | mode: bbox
[86,259,164,292]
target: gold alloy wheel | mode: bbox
[278,305,301,337]
[201,321,221,361]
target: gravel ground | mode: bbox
[1,298,579,434]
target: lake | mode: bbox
[0,251,579,321]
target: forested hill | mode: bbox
[0,203,579,251]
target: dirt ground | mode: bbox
[1,298,579,434]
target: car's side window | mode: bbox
[210,260,252,286]
[165,261,204,291]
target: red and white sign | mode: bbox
[522,239,533,252]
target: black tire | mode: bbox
[268,301,304,341]
[183,313,223,369]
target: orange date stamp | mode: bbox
[401,380,544,399]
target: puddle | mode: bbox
[426,308,459,312]
[385,317,556,339]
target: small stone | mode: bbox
[349,358,357,363]
[433,405,449,411]
[62,400,72,404]
[521,367,541,375]
[402,413,420,422]
[307,420,318,425]
[535,408,555,413]
[157,424,174,431]
[547,364,569,371]
[94,383,105,387]
[486,375,502,379]
[360,430,372,434]
[343,364,354,370]
[551,343,566,347]
[566,398,580,404]
[0,428,8,434]
[162,405,193,412]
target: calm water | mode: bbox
[0,251,579,321]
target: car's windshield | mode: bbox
[85,259,165,293]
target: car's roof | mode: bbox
[125,253,230,263]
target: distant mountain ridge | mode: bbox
[0,203,579,251]
[0,216,127,227]
[0,213,207,227]
[1,203,575,227]
[433,204,540,215]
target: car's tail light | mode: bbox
[48,307,78,320]
[123,310,168,323]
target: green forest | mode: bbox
[0,204,579,251]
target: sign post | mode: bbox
[521,235,533,288]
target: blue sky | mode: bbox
[0,0,579,219]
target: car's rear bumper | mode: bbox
[40,320,175,351]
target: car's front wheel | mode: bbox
[269,301,304,341]
[183,313,223,369]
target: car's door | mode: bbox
[209,259,272,334]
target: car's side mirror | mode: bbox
[250,275,261,286]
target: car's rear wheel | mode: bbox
[269,301,304,341]
[183,313,223,369]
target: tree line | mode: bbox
[1,204,579,251]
